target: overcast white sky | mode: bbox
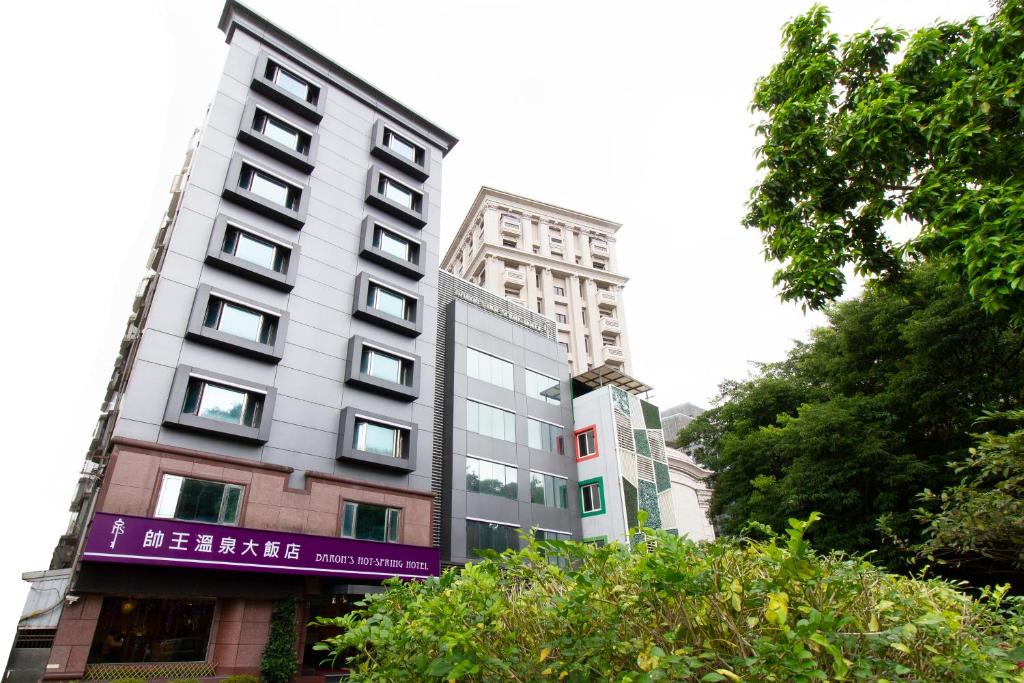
[0,0,990,653]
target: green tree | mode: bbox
[745,1,1024,319]
[260,596,298,683]
[679,263,1024,572]
[315,517,1024,681]
[914,410,1024,580]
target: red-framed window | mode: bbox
[574,425,599,462]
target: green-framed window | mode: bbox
[579,477,606,517]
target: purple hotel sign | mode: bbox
[83,512,439,581]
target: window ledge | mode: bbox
[185,284,288,363]
[364,166,428,228]
[369,120,430,181]
[222,154,309,229]
[162,365,276,444]
[344,335,421,402]
[250,51,325,123]
[205,215,298,292]
[237,99,319,174]
[358,215,426,280]
[337,407,417,473]
[351,272,423,338]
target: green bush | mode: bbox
[220,676,258,683]
[260,597,298,683]
[315,514,1024,681]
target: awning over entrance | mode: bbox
[572,364,653,397]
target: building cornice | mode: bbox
[442,186,622,267]
[461,245,629,287]
[218,0,458,155]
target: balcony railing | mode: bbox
[599,316,621,333]
[506,296,527,309]
[603,345,626,364]
[549,237,564,253]
[597,290,617,307]
[591,241,609,255]
[503,268,525,287]
[500,219,522,239]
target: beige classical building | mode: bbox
[442,187,632,375]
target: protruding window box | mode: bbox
[370,120,430,181]
[358,215,425,280]
[205,215,299,292]
[344,335,420,401]
[222,154,309,229]
[352,272,423,337]
[237,99,319,173]
[250,51,325,123]
[186,284,288,362]
[337,407,417,473]
[365,166,428,228]
[163,365,276,444]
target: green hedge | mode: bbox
[314,514,1024,681]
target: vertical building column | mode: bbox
[614,285,634,374]
[608,238,620,272]
[482,206,499,245]
[564,228,577,264]
[539,221,551,258]
[581,233,594,268]
[525,264,540,313]
[484,255,503,297]
[567,273,586,369]
[540,267,556,318]
[584,278,602,365]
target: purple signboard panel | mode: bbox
[83,512,439,581]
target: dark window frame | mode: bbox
[369,120,430,181]
[352,272,423,337]
[336,406,417,473]
[222,153,310,229]
[237,98,319,174]
[358,215,425,280]
[365,166,428,228]
[344,335,420,401]
[162,365,276,444]
[205,214,299,291]
[185,284,288,362]
[250,50,326,123]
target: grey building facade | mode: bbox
[19,3,458,681]
[435,272,580,565]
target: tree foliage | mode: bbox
[315,516,1024,681]
[260,596,298,683]
[746,1,1024,319]
[914,410,1024,576]
[678,263,1024,574]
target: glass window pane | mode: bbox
[366,349,402,383]
[371,285,407,319]
[467,401,478,433]
[557,479,568,509]
[233,231,278,270]
[262,116,301,151]
[387,508,401,543]
[377,229,410,260]
[466,348,479,380]
[385,130,418,162]
[342,502,357,537]
[358,422,398,457]
[196,383,246,424]
[248,170,291,206]
[154,475,183,519]
[222,486,242,524]
[274,67,309,100]
[530,473,544,504]
[505,412,515,441]
[354,504,387,541]
[216,302,263,342]
[528,420,540,450]
[175,479,225,523]
[381,178,415,208]
[89,597,215,663]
